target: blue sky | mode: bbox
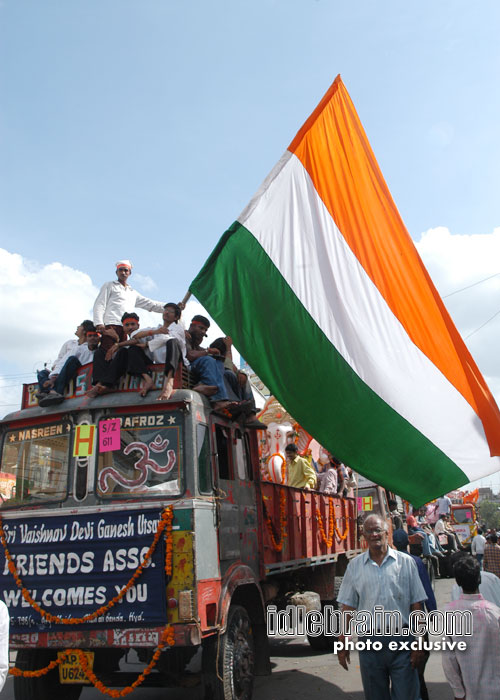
[1,0,500,490]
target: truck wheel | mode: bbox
[14,650,83,700]
[202,605,255,700]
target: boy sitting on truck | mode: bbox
[208,337,265,429]
[87,313,141,397]
[39,328,100,406]
[186,316,236,414]
[36,319,95,400]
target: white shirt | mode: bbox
[438,495,452,515]
[434,518,446,536]
[452,571,500,608]
[472,533,487,555]
[137,322,188,366]
[0,601,9,692]
[50,346,78,377]
[337,547,426,627]
[150,322,188,365]
[50,339,79,375]
[93,280,164,326]
[73,342,96,365]
[442,594,500,700]
[51,338,78,370]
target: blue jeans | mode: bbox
[191,356,228,402]
[359,639,421,700]
[37,369,50,393]
[476,553,484,569]
[52,357,82,395]
[409,528,432,556]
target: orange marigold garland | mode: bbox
[316,498,335,547]
[10,626,176,697]
[164,507,174,577]
[265,489,288,552]
[316,498,350,546]
[0,506,174,625]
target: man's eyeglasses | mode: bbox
[117,267,130,272]
[364,528,385,536]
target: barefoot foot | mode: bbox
[140,375,155,397]
[156,377,174,401]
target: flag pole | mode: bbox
[179,291,191,310]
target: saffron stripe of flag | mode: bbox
[190,76,500,505]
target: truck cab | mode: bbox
[0,362,360,700]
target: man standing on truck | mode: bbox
[93,260,165,351]
[437,493,452,517]
[336,514,426,700]
[284,443,317,489]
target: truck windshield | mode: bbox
[453,508,474,524]
[96,411,183,499]
[0,421,71,507]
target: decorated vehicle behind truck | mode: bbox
[450,503,478,546]
[0,362,361,700]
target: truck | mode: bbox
[0,362,361,699]
[450,502,478,547]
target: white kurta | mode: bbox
[442,593,500,700]
[93,280,164,326]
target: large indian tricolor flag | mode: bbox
[190,75,500,505]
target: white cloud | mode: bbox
[0,248,98,369]
[132,273,158,293]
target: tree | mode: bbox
[479,500,500,531]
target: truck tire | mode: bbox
[306,577,343,652]
[14,650,83,700]
[202,605,255,700]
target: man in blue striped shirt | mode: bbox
[337,514,426,700]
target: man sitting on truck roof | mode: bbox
[129,303,187,400]
[209,336,265,429]
[284,444,317,490]
[87,312,141,397]
[36,319,95,400]
[186,315,235,414]
[38,330,100,406]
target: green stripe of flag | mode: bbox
[190,222,465,505]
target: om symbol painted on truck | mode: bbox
[98,434,176,493]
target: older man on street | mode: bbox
[336,514,426,700]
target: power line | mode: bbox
[443,272,500,299]
[0,373,33,379]
[465,308,500,340]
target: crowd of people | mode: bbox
[339,510,500,700]
[35,260,264,428]
[280,443,356,496]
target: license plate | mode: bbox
[58,650,94,684]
